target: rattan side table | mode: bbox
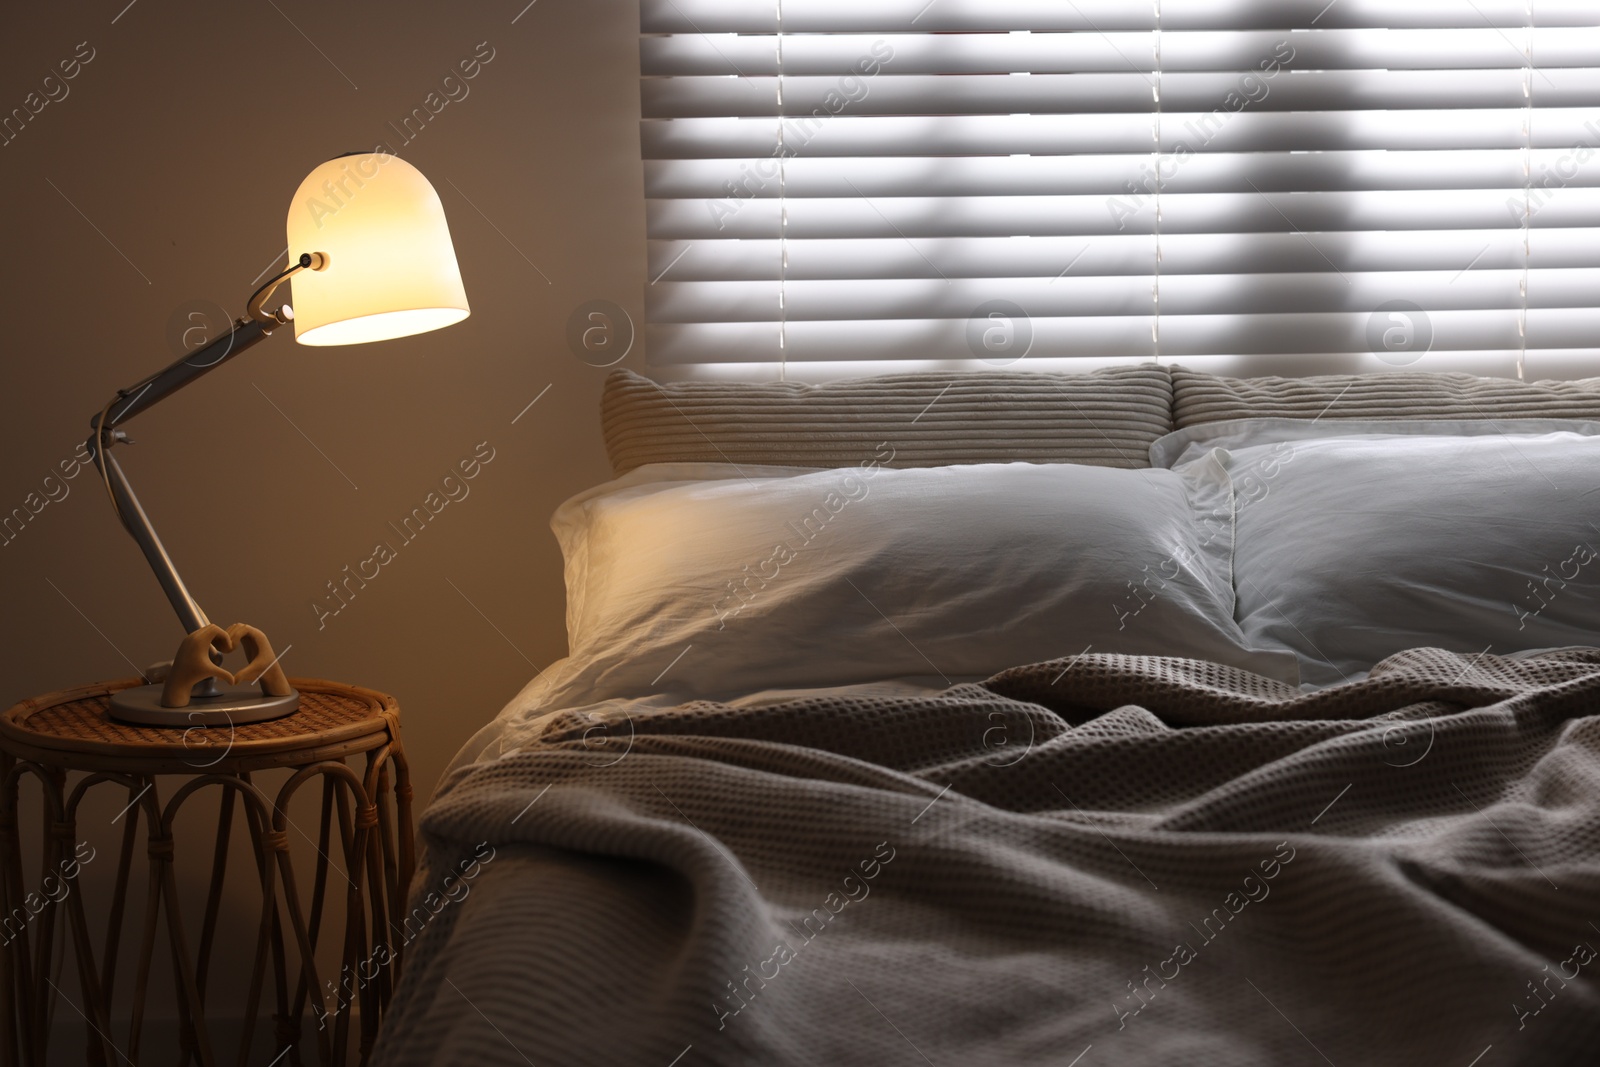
[0,677,414,1067]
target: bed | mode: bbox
[369,365,1600,1066]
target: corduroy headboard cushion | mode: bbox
[1170,366,1600,427]
[600,366,1173,474]
[601,365,1600,476]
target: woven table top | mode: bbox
[0,678,399,773]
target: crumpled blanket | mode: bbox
[373,648,1600,1065]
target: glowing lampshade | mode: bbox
[285,153,469,345]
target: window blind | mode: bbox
[639,0,1600,372]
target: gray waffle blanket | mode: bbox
[372,649,1600,1065]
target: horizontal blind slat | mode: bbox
[645,270,1600,321]
[647,231,1600,280]
[645,189,1600,240]
[642,110,1600,158]
[643,0,1596,33]
[642,70,1600,117]
[643,32,1600,77]
[645,309,1588,363]
[646,150,1600,198]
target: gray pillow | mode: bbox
[601,365,1174,475]
[1156,418,1600,686]
[1171,367,1600,429]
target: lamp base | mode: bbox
[109,683,299,727]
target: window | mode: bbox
[640,1,1600,376]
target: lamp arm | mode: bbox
[84,252,328,637]
[85,318,276,637]
[96,253,327,432]
[91,446,216,634]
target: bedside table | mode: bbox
[0,677,415,1067]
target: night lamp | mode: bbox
[287,154,469,345]
[87,152,468,726]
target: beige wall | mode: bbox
[0,0,642,1051]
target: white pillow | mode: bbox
[550,460,1299,701]
[1153,418,1600,686]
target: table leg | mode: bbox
[100,779,144,1014]
[154,827,218,1067]
[330,775,360,1067]
[240,770,301,1067]
[239,802,283,1067]
[273,763,371,1067]
[30,769,66,1064]
[0,753,19,1067]
[195,785,236,1011]
[287,775,337,1042]
[368,761,396,1012]
[391,740,416,960]
[59,815,117,1067]
[127,776,165,1062]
